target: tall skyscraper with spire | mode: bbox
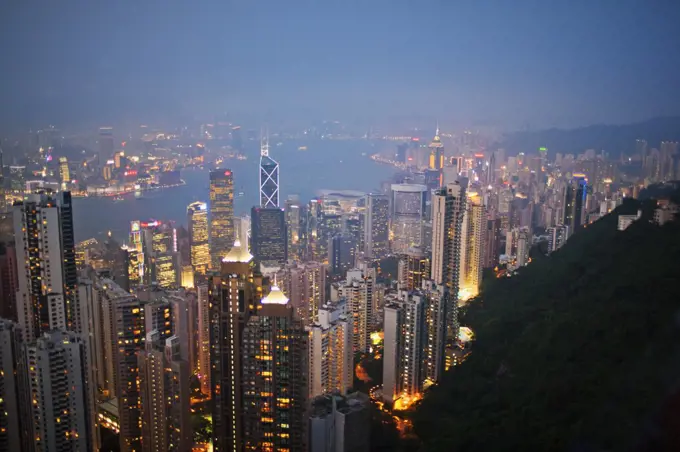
[259,131,280,208]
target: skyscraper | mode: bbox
[309,392,371,452]
[431,180,467,338]
[428,125,445,171]
[335,268,376,353]
[362,194,389,259]
[564,175,588,234]
[99,126,115,157]
[390,184,427,254]
[241,284,308,451]
[25,331,93,451]
[59,156,70,185]
[259,134,280,208]
[251,207,287,264]
[547,225,570,253]
[0,319,28,452]
[309,300,353,398]
[209,169,235,269]
[284,196,304,260]
[397,247,430,291]
[460,191,485,300]
[188,201,210,275]
[277,261,327,327]
[329,233,356,276]
[13,192,77,341]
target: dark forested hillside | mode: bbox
[414,197,680,451]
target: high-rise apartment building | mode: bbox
[362,194,389,259]
[422,280,448,384]
[516,227,531,267]
[241,285,308,451]
[382,290,428,408]
[483,216,501,269]
[0,319,28,452]
[547,225,570,253]
[25,331,92,451]
[277,261,326,327]
[196,284,211,397]
[460,192,485,300]
[397,247,430,291]
[430,181,467,338]
[188,201,210,275]
[259,134,280,208]
[308,392,371,452]
[334,268,375,353]
[209,169,235,269]
[13,192,77,341]
[139,333,191,452]
[251,207,287,264]
[309,300,353,399]
[390,184,427,253]
[284,196,304,260]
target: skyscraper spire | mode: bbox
[435,120,440,138]
[259,126,280,208]
[260,126,269,157]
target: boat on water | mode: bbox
[113,195,124,202]
[298,146,308,151]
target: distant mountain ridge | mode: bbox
[496,116,680,157]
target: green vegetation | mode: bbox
[414,197,680,451]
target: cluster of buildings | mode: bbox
[0,122,678,452]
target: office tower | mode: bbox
[344,214,362,246]
[430,181,466,337]
[335,269,375,353]
[241,285,308,451]
[308,392,371,452]
[428,125,444,171]
[188,201,210,275]
[259,134,280,208]
[278,261,327,326]
[317,211,343,264]
[58,156,70,185]
[309,300,353,398]
[13,192,77,341]
[390,184,427,253]
[460,192,485,300]
[99,126,115,157]
[209,169,235,269]
[397,247,430,291]
[25,331,92,451]
[209,240,259,451]
[516,228,531,267]
[196,284,211,397]
[362,194,389,259]
[382,290,427,407]
[285,196,304,260]
[305,199,322,261]
[483,216,501,269]
[329,233,356,276]
[140,220,178,288]
[0,319,28,452]
[422,281,448,384]
[251,207,287,264]
[486,151,496,185]
[564,175,588,234]
[101,280,145,452]
[139,333,191,452]
[547,225,570,253]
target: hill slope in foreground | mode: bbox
[414,197,680,451]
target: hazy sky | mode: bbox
[1,0,679,130]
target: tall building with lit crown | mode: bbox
[188,201,210,274]
[139,333,191,452]
[362,194,389,259]
[309,299,353,399]
[25,330,92,452]
[397,247,430,291]
[430,180,467,338]
[428,125,445,184]
[59,156,70,185]
[259,133,280,208]
[209,240,260,452]
[382,290,428,408]
[209,169,235,269]
[13,192,77,342]
[460,191,485,300]
[390,184,427,254]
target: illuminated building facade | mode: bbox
[209,169,235,269]
[430,180,467,338]
[259,134,280,208]
[460,192,485,300]
[251,207,287,264]
[362,194,389,259]
[140,220,178,287]
[188,201,210,274]
[284,196,304,260]
[196,284,211,397]
[59,156,70,184]
[422,281,448,384]
[397,247,430,291]
[241,285,308,452]
[335,268,376,353]
[390,184,427,254]
[277,261,327,327]
[547,225,569,253]
[13,192,77,342]
[309,300,353,399]
[382,290,427,407]
[25,331,92,451]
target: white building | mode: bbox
[309,300,353,399]
[308,392,370,452]
[333,268,376,353]
[618,210,642,231]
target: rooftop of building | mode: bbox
[310,392,370,418]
